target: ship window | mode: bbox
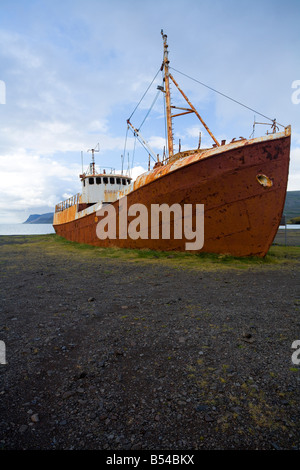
[96,177,101,184]
[103,177,108,184]
[83,180,85,187]
[127,179,130,184]
[122,178,126,185]
[116,177,121,185]
[89,177,94,185]
[110,177,115,184]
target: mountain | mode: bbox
[23,213,54,224]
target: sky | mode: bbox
[0,0,299,223]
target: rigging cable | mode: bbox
[138,85,162,130]
[170,66,285,128]
[122,124,129,175]
[130,134,137,176]
[128,67,162,121]
[126,68,163,167]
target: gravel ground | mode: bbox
[0,235,299,451]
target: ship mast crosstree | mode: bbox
[160,29,220,159]
[126,31,221,167]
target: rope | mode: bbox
[170,66,285,128]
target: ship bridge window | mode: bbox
[103,177,108,184]
[96,177,101,184]
[110,177,115,184]
[122,178,126,185]
[116,177,121,185]
[83,180,86,187]
[127,179,130,184]
[89,177,94,185]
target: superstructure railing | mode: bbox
[55,193,80,213]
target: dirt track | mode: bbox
[0,235,299,450]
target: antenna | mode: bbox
[87,143,100,175]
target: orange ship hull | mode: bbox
[53,127,290,257]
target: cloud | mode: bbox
[0,150,81,223]
[128,165,147,180]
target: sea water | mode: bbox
[0,224,55,235]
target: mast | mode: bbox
[87,143,99,175]
[160,30,220,152]
[161,30,174,159]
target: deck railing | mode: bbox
[55,193,80,213]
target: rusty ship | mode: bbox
[53,31,291,257]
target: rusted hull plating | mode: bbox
[53,131,290,257]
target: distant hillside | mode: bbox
[23,213,54,224]
[283,191,300,222]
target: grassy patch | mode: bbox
[1,233,299,271]
[51,235,300,270]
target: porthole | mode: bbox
[256,174,273,188]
